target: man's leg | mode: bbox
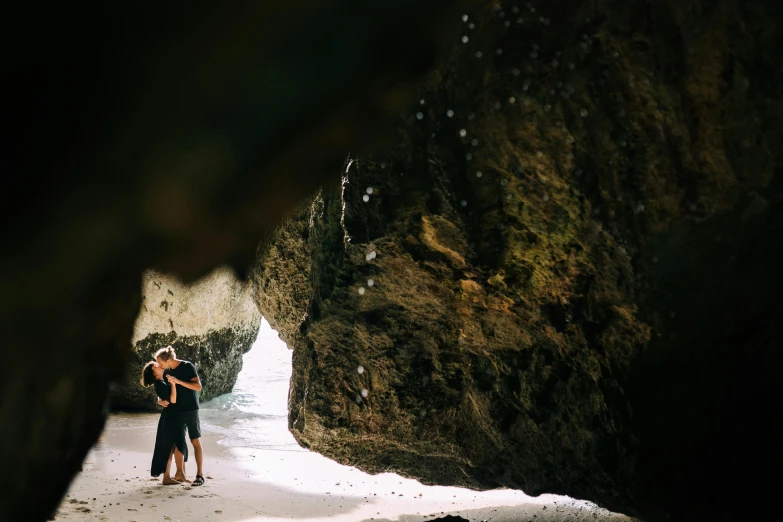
[184,411,205,485]
[191,438,204,478]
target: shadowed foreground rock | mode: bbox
[3,0,781,520]
[111,267,260,410]
[253,1,783,521]
[0,2,459,520]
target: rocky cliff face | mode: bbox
[111,268,260,409]
[253,1,783,521]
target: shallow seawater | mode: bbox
[199,320,300,453]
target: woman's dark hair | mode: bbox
[140,361,157,387]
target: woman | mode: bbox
[141,360,189,484]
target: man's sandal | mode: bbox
[192,475,205,486]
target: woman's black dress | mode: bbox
[150,380,189,477]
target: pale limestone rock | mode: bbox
[112,267,261,409]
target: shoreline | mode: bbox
[54,414,636,522]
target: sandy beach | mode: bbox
[53,413,635,522]
[54,326,636,522]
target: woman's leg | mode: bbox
[162,446,180,485]
[173,414,189,481]
[173,447,188,482]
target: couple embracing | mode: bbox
[140,346,206,487]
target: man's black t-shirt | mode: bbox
[164,361,200,412]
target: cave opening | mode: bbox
[6,0,781,519]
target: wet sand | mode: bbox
[53,414,636,522]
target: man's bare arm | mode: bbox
[167,374,202,392]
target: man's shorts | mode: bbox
[179,410,202,440]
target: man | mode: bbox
[155,345,206,487]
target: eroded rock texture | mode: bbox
[254,1,783,521]
[111,268,260,409]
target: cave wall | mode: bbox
[253,1,783,521]
[1,2,461,520]
[3,0,780,520]
[111,267,260,410]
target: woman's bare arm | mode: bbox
[169,380,177,403]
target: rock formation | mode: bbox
[110,267,260,410]
[253,2,783,522]
[3,0,781,521]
